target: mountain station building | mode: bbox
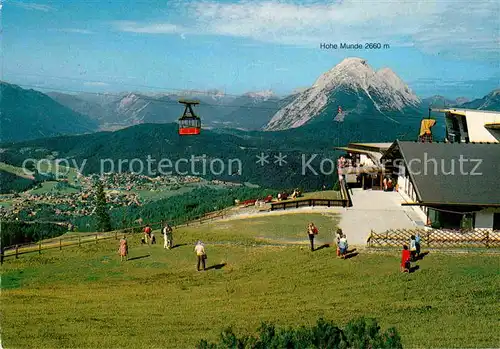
[336,109,500,231]
[382,140,500,230]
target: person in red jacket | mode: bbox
[401,245,411,272]
[143,225,152,244]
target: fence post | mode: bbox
[15,245,19,259]
[60,238,62,250]
[485,230,489,248]
[115,231,118,240]
[96,234,98,243]
[39,241,42,254]
[78,236,81,246]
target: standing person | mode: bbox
[401,245,411,272]
[338,234,348,259]
[307,223,318,251]
[118,235,128,262]
[335,228,343,257]
[409,235,417,261]
[163,223,173,249]
[415,232,421,257]
[143,225,152,244]
[194,241,206,271]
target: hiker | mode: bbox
[307,223,318,251]
[163,223,173,249]
[415,232,421,256]
[150,232,156,244]
[118,235,128,262]
[335,228,343,257]
[143,225,152,244]
[401,245,411,272]
[195,240,206,271]
[409,235,417,261]
[338,234,348,259]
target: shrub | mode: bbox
[196,317,402,349]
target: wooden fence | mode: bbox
[0,209,228,263]
[270,198,348,211]
[366,228,500,248]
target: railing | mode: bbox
[366,228,500,248]
[270,198,348,211]
[339,179,353,207]
[0,210,228,263]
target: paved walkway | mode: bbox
[338,188,420,245]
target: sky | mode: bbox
[2,0,499,99]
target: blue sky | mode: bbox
[2,0,499,99]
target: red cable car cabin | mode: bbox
[178,100,201,135]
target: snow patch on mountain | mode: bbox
[243,89,276,100]
[117,93,139,111]
[265,57,420,131]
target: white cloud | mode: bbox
[113,0,499,61]
[12,2,54,11]
[83,81,109,87]
[61,28,94,34]
[112,20,182,34]
[48,28,94,34]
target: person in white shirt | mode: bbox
[194,241,206,271]
[339,234,348,259]
[163,223,173,249]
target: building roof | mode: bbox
[348,142,393,152]
[431,108,500,115]
[485,122,500,130]
[382,141,500,206]
[333,146,384,167]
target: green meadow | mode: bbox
[1,213,498,348]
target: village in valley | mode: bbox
[0,169,244,223]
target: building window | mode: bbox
[429,209,464,229]
[461,213,475,230]
[494,213,500,230]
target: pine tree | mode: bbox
[94,180,112,232]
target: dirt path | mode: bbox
[218,206,344,222]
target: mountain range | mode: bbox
[0,57,499,144]
[47,89,287,132]
[458,89,500,110]
[0,82,98,143]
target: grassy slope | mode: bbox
[28,181,80,195]
[1,214,499,349]
[0,162,34,179]
[35,160,79,186]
